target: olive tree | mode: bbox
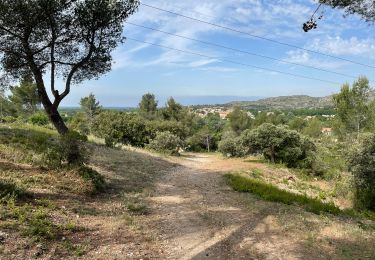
[241,123,316,168]
[0,0,139,134]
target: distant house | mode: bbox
[304,116,316,121]
[321,127,333,136]
[246,112,255,119]
[322,115,335,119]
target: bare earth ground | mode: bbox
[143,153,375,260]
[1,148,374,259]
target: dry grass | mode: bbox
[236,156,354,210]
[0,126,177,258]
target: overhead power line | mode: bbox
[126,37,341,85]
[125,22,357,79]
[140,2,375,69]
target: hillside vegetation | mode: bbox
[226,91,375,111]
[0,77,375,258]
[227,95,334,110]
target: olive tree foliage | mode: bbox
[92,111,150,147]
[219,123,317,169]
[0,0,139,134]
[242,123,316,168]
[148,131,184,155]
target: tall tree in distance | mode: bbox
[9,77,40,115]
[0,0,139,134]
[80,93,102,121]
[333,77,373,139]
[227,107,253,135]
[161,97,185,121]
[139,93,158,118]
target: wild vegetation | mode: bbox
[2,76,374,215]
[0,0,374,258]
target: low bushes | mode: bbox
[92,111,151,147]
[29,112,49,126]
[218,131,247,157]
[148,131,183,155]
[219,124,317,171]
[43,131,89,168]
[0,125,105,194]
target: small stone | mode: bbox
[34,244,45,257]
[0,231,8,243]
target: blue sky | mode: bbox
[61,0,375,107]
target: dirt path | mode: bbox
[146,154,306,260]
[143,153,375,260]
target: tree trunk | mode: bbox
[47,107,69,135]
[357,120,360,141]
[270,146,275,163]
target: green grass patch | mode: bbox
[1,196,82,241]
[126,202,150,215]
[225,173,341,215]
[62,240,86,256]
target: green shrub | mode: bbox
[148,131,183,155]
[69,112,90,135]
[146,119,188,140]
[43,131,89,168]
[92,111,151,147]
[241,124,317,169]
[218,131,248,157]
[24,207,56,239]
[349,134,375,211]
[29,112,49,126]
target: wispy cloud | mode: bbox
[284,50,348,69]
[307,36,375,59]
[115,0,374,75]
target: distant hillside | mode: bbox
[226,95,334,110]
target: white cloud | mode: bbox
[307,36,375,59]
[285,50,348,69]
[115,0,374,74]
